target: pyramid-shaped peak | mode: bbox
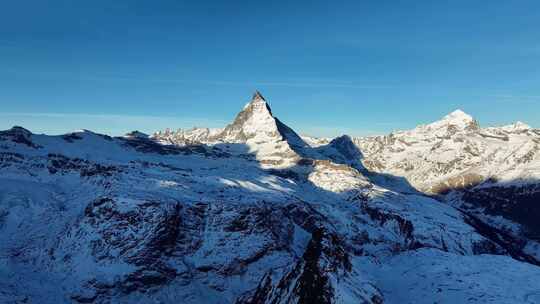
[438,109,478,128]
[218,92,307,152]
[252,90,266,102]
[417,109,479,134]
[243,90,273,115]
[222,91,278,142]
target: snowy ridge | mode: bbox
[353,110,540,193]
[153,127,223,145]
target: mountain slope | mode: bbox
[351,110,540,260]
[1,94,540,303]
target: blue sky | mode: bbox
[1,0,539,137]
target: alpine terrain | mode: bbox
[1,92,540,304]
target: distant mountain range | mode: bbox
[1,92,539,303]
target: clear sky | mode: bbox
[1,1,539,137]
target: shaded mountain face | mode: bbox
[2,93,540,304]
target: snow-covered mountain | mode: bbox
[154,91,310,168]
[353,109,539,194]
[1,92,540,303]
[351,109,540,253]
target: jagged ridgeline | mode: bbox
[1,92,540,303]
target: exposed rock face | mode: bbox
[238,228,384,304]
[0,126,41,148]
[124,130,149,139]
[219,91,278,141]
[325,135,363,166]
[47,153,119,176]
[51,197,185,300]
[461,184,540,241]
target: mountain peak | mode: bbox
[217,92,308,165]
[413,109,479,135]
[242,90,272,114]
[501,121,531,133]
[252,90,266,102]
[513,121,530,129]
[221,92,283,142]
[124,130,149,139]
[436,109,479,131]
[443,109,474,121]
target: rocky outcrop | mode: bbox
[0,126,41,148]
[47,153,119,177]
[62,197,183,299]
[237,228,383,304]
